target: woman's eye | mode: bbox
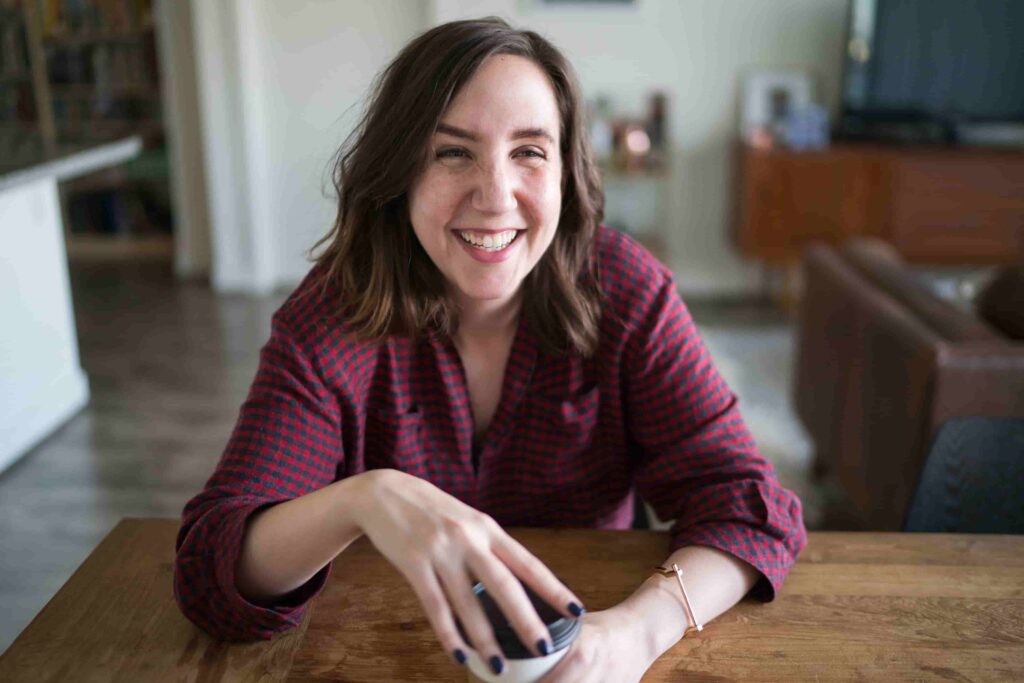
[434,147,546,164]
[516,148,545,160]
[436,148,468,160]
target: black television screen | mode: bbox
[842,0,1024,130]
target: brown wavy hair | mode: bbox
[312,17,604,356]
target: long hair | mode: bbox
[312,17,605,356]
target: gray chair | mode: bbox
[904,417,1024,534]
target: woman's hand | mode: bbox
[538,608,655,683]
[350,468,584,673]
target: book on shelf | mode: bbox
[0,14,28,78]
[41,0,153,36]
[3,0,171,238]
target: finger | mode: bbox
[437,562,508,677]
[400,562,472,667]
[491,532,586,618]
[464,545,555,658]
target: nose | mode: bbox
[471,160,518,214]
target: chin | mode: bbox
[462,288,517,303]
[456,279,522,304]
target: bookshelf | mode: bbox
[588,92,674,266]
[0,0,171,259]
[598,161,673,266]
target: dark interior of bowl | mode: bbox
[454,580,581,659]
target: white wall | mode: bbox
[195,0,847,295]
[0,178,89,473]
[191,0,428,292]
[253,0,433,284]
[190,0,269,292]
[431,0,849,295]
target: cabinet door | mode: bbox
[735,147,879,262]
[887,156,1024,263]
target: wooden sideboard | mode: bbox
[733,142,1024,265]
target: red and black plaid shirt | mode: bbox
[175,227,807,640]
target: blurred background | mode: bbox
[2,0,1022,653]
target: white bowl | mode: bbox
[464,646,570,683]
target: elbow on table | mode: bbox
[172,556,305,642]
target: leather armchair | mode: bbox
[794,239,1024,530]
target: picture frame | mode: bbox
[539,0,637,4]
[740,69,814,142]
[520,0,639,10]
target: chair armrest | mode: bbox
[929,343,1024,434]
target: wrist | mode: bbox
[333,469,386,536]
[612,584,668,665]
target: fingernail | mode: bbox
[537,638,550,656]
[453,648,467,665]
[489,655,504,674]
[568,601,586,617]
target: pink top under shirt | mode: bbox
[174,226,807,640]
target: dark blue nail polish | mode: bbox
[453,649,467,665]
[537,638,550,656]
[568,601,586,617]
[489,655,504,674]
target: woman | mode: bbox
[174,17,806,681]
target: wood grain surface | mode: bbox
[1,519,1022,682]
[733,143,1024,266]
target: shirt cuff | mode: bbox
[668,520,803,602]
[176,499,331,640]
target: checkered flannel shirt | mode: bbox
[174,226,807,640]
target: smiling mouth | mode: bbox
[455,229,522,252]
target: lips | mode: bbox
[457,229,518,250]
[452,228,525,263]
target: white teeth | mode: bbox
[458,230,518,251]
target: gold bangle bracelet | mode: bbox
[653,563,704,635]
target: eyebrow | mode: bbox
[436,122,555,144]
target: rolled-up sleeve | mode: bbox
[174,313,344,639]
[625,270,806,600]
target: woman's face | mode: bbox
[408,54,563,312]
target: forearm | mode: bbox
[618,545,760,663]
[235,472,370,603]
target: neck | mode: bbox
[454,292,522,343]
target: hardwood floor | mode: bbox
[0,264,824,653]
[0,261,286,652]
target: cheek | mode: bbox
[537,182,562,228]
[541,163,564,216]
[410,177,458,235]
[524,169,562,222]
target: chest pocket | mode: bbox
[515,385,601,487]
[364,407,423,471]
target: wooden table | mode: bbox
[2,519,1022,681]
